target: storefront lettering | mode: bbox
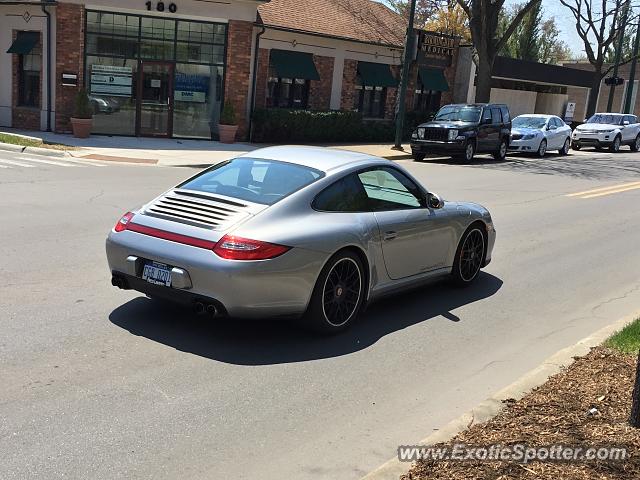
[145,1,177,13]
[90,65,133,97]
[418,32,455,58]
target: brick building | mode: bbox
[1,0,459,140]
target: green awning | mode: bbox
[357,62,397,87]
[269,49,320,81]
[418,67,449,92]
[6,31,39,54]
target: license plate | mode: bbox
[142,261,172,287]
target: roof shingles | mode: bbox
[258,0,406,47]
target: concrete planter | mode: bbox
[71,117,93,138]
[218,124,238,144]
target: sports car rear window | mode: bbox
[178,158,323,205]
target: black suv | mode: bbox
[410,103,512,162]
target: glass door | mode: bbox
[137,62,173,137]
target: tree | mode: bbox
[538,18,573,64]
[605,24,638,63]
[559,0,635,117]
[456,0,542,102]
[500,1,543,61]
[424,0,471,41]
[387,0,441,28]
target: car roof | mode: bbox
[237,146,386,173]
[515,114,555,118]
[594,112,626,116]
[442,103,507,108]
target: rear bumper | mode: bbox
[410,139,466,155]
[106,230,326,319]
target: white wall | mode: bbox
[534,93,568,116]
[489,88,537,117]
[0,4,54,130]
[260,29,403,110]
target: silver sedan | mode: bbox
[106,146,496,333]
[509,114,572,157]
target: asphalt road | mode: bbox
[2,147,640,480]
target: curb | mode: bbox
[0,141,69,158]
[0,142,26,153]
[360,309,640,480]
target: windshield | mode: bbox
[178,158,323,205]
[513,116,547,129]
[587,114,623,125]
[434,105,482,122]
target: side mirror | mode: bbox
[426,192,444,209]
[547,124,557,130]
[623,120,630,126]
[482,117,492,125]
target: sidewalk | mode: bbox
[1,128,413,166]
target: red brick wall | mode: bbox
[12,30,42,130]
[255,48,269,109]
[340,59,357,110]
[308,55,333,110]
[384,65,400,119]
[224,20,253,140]
[55,2,85,133]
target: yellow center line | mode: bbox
[580,183,640,199]
[566,181,640,197]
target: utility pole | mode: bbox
[624,23,640,113]
[630,350,640,427]
[607,1,630,112]
[393,0,417,150]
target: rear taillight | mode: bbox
[213,235,290,260]
[114,211,135,232]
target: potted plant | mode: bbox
[70,88,93,138]
[218,102,238,144]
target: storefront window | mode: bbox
[85,56,137,135]
[413,88,441,113]
[84,10,227,139]
[266,76,309,109]
[354,85,386,118]
[173,64,224,139]
[18,43,41,107]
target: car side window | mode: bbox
[500,106,510,123]
[624,115,636,124]
[312,173,369,212]
[481,108,492,124]
[491,108,502,124]
[357,168,422,211]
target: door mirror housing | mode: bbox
[623,120,630,126]
[481,117,492,125]
[426,192,444,209]
[547,124,557,131]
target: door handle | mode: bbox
[383,231,398,241]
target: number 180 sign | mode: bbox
[145,1,177,13]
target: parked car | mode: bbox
[410,103,512,162]
[106,146,496,333]
[509,114,572,157]
[571,113,640,152]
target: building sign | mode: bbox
[90,65,132,96]
[564,102,576,123]
[174,74,209,103]
[416,31,456,67]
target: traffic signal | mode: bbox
[605,76,625,86]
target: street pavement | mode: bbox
[1,147,640,479]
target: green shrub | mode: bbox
[73,88,93,119]
[251,109,435,143]
[220,102,237,125]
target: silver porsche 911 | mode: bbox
[106,146,496,333]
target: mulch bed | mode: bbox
[403,347,640,479]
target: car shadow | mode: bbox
[108,272,503,365]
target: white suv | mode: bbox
[572,113,640,152]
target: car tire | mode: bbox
[451,225,486,287]
[559,137,570,155]
[493,138,508,161]
[610,135,621,152]
[631,135,640,152]
[572,142,581,151]
[302,251,365,334]
[412,153,426,162]
[456,140,475,162]
[537,139,547,157]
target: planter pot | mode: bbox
[218,123,238,144]
[71,117,93,138]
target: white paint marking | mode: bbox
[0,159,35,168]
[18,157,80,167]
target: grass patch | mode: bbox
[0,132,43,148]
[605,317,640,354]
[0,133,75,150]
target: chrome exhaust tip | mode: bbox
[206,304,218,317]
